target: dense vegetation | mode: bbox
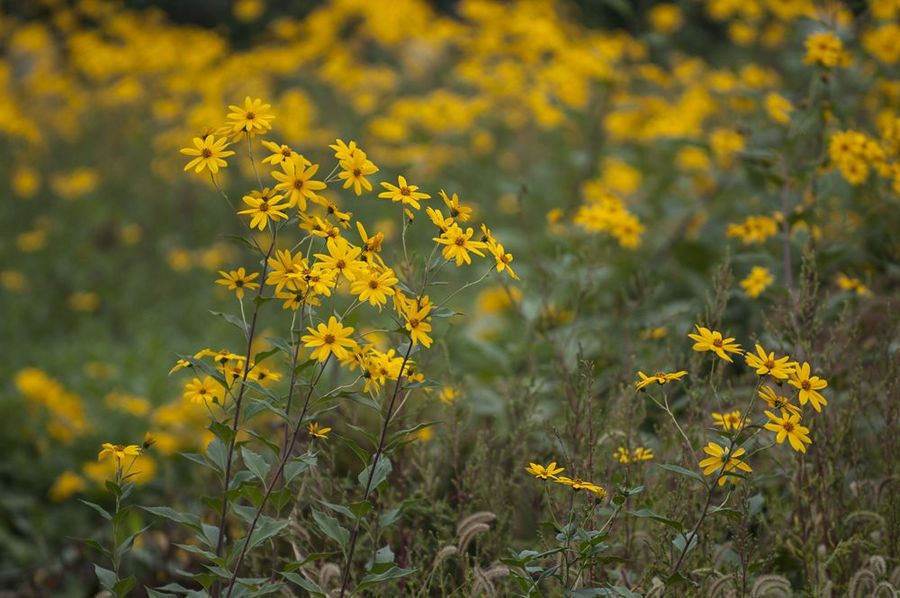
[1,0,898,596]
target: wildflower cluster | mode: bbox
[154,99,519,596]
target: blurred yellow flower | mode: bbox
[740,266,774,298]
[49,471,86,502]
[308,422,332,439]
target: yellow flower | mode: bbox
[183,376,223,404]
[357,222,385,259]
[439,190,473,222]
[688,325,743,362]
[233,0,264,21]
[698,442,752,486]
[49,470,86,502]
[634,370,688,391]
[434,224,487,266]
[711,410,744,432]
[648,3,682,34]
[710,128,745,168]
[525,461,565,480]
[740,266,774,298]
[758,386,801,417]
[554,476,607,497]
[640,327,668,340]
[764,92,793,125]
[271,157,327,211]
[216,267,260,299]
[379,175,431,210]
[632,447,654,462]
[266,249,307,292]
[98,443,141,464]
[804,31,849,68]
[764,410,812,453]
[301,316,358,362]
[788,362,828,412]
[487,241,519,280]
[261,140,305,166]
[1,270,27,291]
[225,96,274,137]
[329,138,359,162]
[426,207,454,233]
[237,189,289,231]
[399,298,434,348]
[350,266,398,308]
[314,237,365,281]
[438,387,459,404]
[180,135,234,174]
[727,214,779,245]
[338,149,379,196]
[308,422,332,439]
[836,273,872,297]
[613,447,631,464]
[744,344,796,380]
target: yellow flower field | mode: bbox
[1,0,898,596]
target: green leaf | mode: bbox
[358,457,392,492]
[270,487,293,513]
[223,234,259,252]
[140,506,202,530]
[369,545,395,574]
[280,571,326,596]
[294,359,317,376]
[252,347,281,367]
[241,447,271,483]
[346,394,382,413]
[209,310,247,333]
[709,506,743,520]
[284,453,317,484]
[626,509,684,532]
[180,452,213,470]
[311,508,349,549]
[105,480,122,498]
[80,499,112,521]
[206,438,228,474]
[113,576,137,597]
[245,517,290,552]
[665,570,699,586]
[672,532,699,556]
[333,433,370,466]
[657,463,706,484]
[378,498,414,528]
[94,564,117,591]
[174,543,219,562]
[285,551,339,569]
[265,336,293,353]
[78,537,109,557]
[386,421,440,450]
[317,500,357,520]
[209,421,235,444]
[116,526,149,561]
[355,566,415,591]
